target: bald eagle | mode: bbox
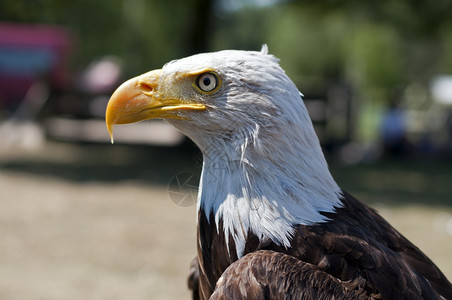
[105,47,452,299]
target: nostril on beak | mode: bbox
[139,82,154,93]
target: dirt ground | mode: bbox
[0,172,197,300]
[0,141,451,299]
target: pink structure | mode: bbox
[0,22,72,106]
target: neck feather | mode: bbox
[196,122,343,258]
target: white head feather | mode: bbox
[165,47,343,257]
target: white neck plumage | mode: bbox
[196,115,343,258]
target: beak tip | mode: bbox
[106,122,115,144]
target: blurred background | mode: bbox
[0,0,451,299]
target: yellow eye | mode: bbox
[196,72,219,93]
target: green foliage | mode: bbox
[2,0,452,102]
[211,7,272,52]
[0,0,205,76]
[267,7,347,81]
[349,23,403,91]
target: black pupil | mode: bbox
[203,76,212,87]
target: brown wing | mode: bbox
[187,256,200,300]
[194,191,452,299]
[275,192,452,299]
[210,250,372,300]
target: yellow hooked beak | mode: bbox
[105,69,206,143]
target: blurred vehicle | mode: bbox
[0,22,71,110]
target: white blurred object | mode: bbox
[432,212,452,236]
[0,121,45,151]
[45,118,185,146]
[431,75,452,105]
[79,56,122,94]
[0,80,49,152]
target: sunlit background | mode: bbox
[0,0,451,299]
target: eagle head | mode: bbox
[107,46,309,152]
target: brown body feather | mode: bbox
[189,191,452,299]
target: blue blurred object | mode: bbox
[0,22,72,107]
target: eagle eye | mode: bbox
[196,72,220,93]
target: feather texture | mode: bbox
[194,193,452,299]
